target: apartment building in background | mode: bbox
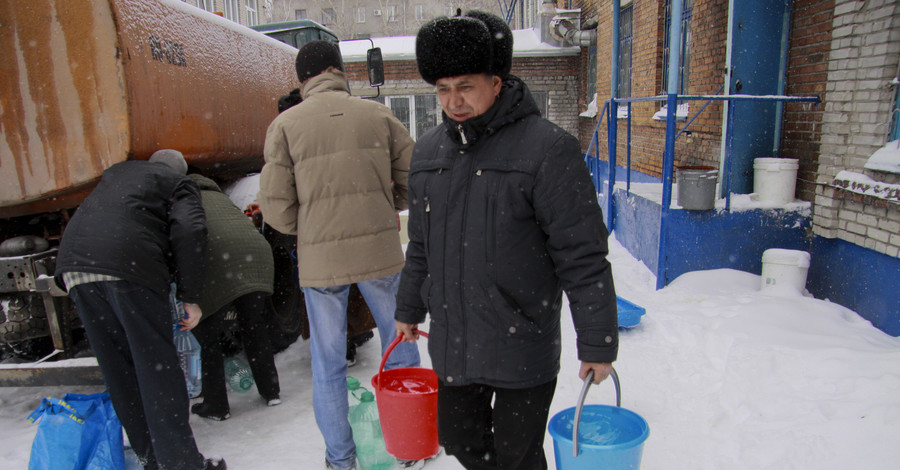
[181,0,262,25]
[262,1,509,39]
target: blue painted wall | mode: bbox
[605,188,662,273]
[597,175,898,337]
[608,185,811,285]
[588,157,898,336]
[807,237,900,336]
[662,207,810,285]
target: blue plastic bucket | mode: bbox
[548,369,649,469]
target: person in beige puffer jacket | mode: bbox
[257,40,421,470]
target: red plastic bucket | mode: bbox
[370,332,439,461]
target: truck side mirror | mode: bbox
[367,47,384,87]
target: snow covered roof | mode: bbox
[338,28,580,63]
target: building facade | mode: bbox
[576,0,899,335]
[263,0,504,38]
[181,0,263,26]
[340,30,582,139]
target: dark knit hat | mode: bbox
[465,10,513,79]
[295,40,344,83]
[416,16,493,85]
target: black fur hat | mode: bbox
[416,16,496,85]
[295,40,344,83]
[465,10,513,79]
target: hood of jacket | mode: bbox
[188,173,222,192]
[441,75,540,149]
[301,69,351,100]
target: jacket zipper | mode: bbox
[457,152,477,381]
[423,197,431,254]
[457,124,468,145]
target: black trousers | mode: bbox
[70,281,204,470]
[437,378,557,470]
[191,292,281,412]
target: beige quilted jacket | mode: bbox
[258,70,413,287]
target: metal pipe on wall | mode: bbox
[657,0,684,289]
[608,0,621,230]
[772,0,793,155]
[718,0,735,197]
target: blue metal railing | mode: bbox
[497,0,519,25]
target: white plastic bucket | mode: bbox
[753,158,799,204]
[760,248,810,295]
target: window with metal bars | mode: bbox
[662,0,693,95]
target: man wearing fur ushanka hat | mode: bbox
[396,10,620,470]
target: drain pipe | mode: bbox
[772,1,792,156]
[657,0,684,290]
[540,0,597,48]
[607,0,621,231]
[539,0,561,46]
[553,16,596,47]
[718,0,735,198]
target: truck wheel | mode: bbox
[218,294,303,356]
[264,227,306,354]
[0,293,81,358]
[0,316,50,344]
[266,289,304,354]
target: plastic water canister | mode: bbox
[348,376,362,403]
[348,387,394,470]
[174,327,202,398]
[224,356,254,393]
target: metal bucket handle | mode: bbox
[572,367,620,457]
[376,331,429,392]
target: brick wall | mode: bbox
[513,57,581,136]
[579,0,728,179]
[813,0,900,258]
[783,0,833,202]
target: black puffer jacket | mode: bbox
[395,77,618,389]
[55,161,207,303]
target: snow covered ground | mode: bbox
[2,236,899,469]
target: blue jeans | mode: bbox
[304,273,420,469]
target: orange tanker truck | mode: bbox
[0,0,369,375]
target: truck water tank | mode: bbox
[1,0,300,218]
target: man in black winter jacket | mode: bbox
[55,149,225,470]
[395,11,619,470]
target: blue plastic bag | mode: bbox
[26,391,125,470]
